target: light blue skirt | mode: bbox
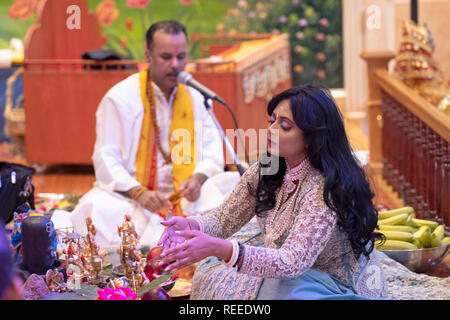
[256,268,371,300]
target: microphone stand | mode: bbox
[202,97,246,176]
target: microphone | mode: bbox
[177,71,226,105]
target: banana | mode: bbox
[375,239,418,250]
[379,230,413,242]
[430,233,442,248]
[377,206,414,220]
[378,213,410,226]
[442,237,450,245]
[432,225,445,240]
[412,238,423,249]
[412,218,438,231]
[413,226,432,248]
[378,224,418,233]
[405,215,421,228]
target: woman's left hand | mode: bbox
[158,230,221,272]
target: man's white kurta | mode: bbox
[64,73,240,249]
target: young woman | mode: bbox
[158,85,386,299]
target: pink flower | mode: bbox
[298,18,308,27]
[95,287,138,300]
[315,32,325,41]
[279,16,287,23]
[126,0,151,9]
[294,45,304,53]
[96,0,120,27]
[319,18,329,27]
[179,0,194,5]
[8,0,37,20]
[248,11,256,19]
[237,0,248,9]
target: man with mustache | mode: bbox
[66,20,237,248]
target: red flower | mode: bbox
[180,0,194,5]
[125,18,134,31]
[317,70,326,79]
[315,33,325,41]
[126,0,151,9]
[96,0,120,27]
[8,0,37,20]
[190,32,198,44]
[120,37,128,49]
[319,18,329,27]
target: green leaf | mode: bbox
[137,274,172,296]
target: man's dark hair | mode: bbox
[146,20,188,50]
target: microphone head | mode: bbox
[177,71,192,85]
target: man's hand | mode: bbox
[179,173,207,202]
[136,190,172,213]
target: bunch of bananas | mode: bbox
[374,206,450,250]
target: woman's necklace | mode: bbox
[146,74,172,165]
[283,159,305,194]
[264,159,308,248]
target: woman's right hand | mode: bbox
[157,217,191,253]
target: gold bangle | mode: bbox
[132,186,147,201]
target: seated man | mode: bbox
[62,20,240,249]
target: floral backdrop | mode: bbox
[0,0,343,88]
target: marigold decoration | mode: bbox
[95,287,138,300]
[393,19,448,107]
[96,0,120,27]
[126,0,151,9]
[8,0,37,20]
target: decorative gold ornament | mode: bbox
[393,19,449,107]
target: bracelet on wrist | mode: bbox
[184,217,192,230]
[233,242,244,269]
[224,240,239,268]
[131,186,147,201]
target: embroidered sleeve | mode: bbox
[190,162,260,239]
[239,177,338,279]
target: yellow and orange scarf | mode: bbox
[135,67,196,217]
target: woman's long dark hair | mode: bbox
[255,85,383,258]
